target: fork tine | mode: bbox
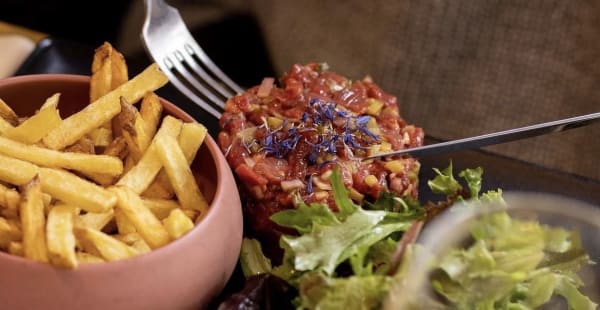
[183,41,244,95]
[178,44,236,102]
[171,50,228,109]
[162,56,223,119]
[141,0,243,120]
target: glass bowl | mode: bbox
[385,191,600,309]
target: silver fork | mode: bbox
[140,0,244,119]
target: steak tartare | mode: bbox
[218,63,424,257]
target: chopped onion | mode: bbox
[313,177,332,191]
[280,179,304,191]
[257,77,275,98]
[243,156,256,168]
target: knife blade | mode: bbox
[366,111,600,159]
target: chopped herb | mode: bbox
[257,98,381,161]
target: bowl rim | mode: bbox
[0,73,236,270]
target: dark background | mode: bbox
[0,0,275,86]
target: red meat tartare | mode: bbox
[218,63,424,255]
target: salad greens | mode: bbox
[240,165,422,309]
[232,162,597,310]
[431,204,597,310]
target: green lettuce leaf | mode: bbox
[239,238,272,277]
[281,208,387,275]
[428,161,462,195]
[458,166,483,198]
[329,166,358,218]
[277,167,416,276]
[270,202,339,234]
[431,212,597,310]
[298,273,393,310]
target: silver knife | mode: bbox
[366,112,600,158]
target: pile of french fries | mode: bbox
[0,42,210,269]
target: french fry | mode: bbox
[143,198,180,220]
[134,115,152,153]
[75,209,114,231]
[0,155,107,215]
[154,134,209,216]
[74,227,138,261]
[90,42,113,103]
[0,183,20,210]
[84,136,129,186]
[139,92,162,146]
[39,168,117,213]
[46,205,77,269]
[113,232,143,244]
[110,186,170,249]
[116,115,182,193]
[114,208,137,234]
[0,116,14,134]
[3,94,62,144]
[0,217,22,250]
[143,122,208,199]
[42,64,169,150]
[141,181,173,199]
[8,241,23,256]
[76,251,105,264]
[20,175,48,263]
[181,208,200,221]
[0,153,38,188]
[113,98,152,162]
[113,232,151,254]
[88,127,113,147]
[163,208,194,239]
[1,208,18,220]
[178,122,208,162]
[64,135,95,154]
[112,97,137,138]
[0,42,212,268]
[103,135,129,159]
[0,98,19,126]
[0,136,123,176]
[89,42,128,147]
[39,93,61,110]
[109,44,128,89]
[121,123,144,163]
[131,239,151,254]
[51,202,80,219]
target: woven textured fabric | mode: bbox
[247,0,600,181]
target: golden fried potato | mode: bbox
[116,116,182,193]
[0,98,19,126]
[142,198,180,220]
[163,208,194,239]
[154,134,209,216]
[75,227,138,262]
[42,64,168,150]
[0,217,22,250]
[0,42,211,269]
[110,186,170,249]
[76,251,105,264]
[143,122,207,199]
[0,136,123,176]
[3,94,61,144]
[20,175,48,263]
[46,205,77,269]
[0,183,20,210]
[75,209,115,231]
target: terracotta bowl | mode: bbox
[0,74,243,310]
